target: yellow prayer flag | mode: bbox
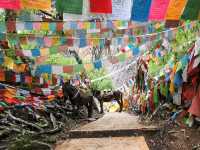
[91,39,99,46]
[20,0,51,10]
[165,0,188,20]
[83,22,90,29]
[4,57,14,70]
[41,22,49,31]
[52,36,59,45]
[13,64,27,73]
[40,48,50,56]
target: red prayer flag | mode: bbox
[6,21,16,33]
[90,0,112,14]
[63,66,74,73]
[0,0,20,10]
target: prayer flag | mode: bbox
[31,48,41,57]
[181,0,200,20]
[52,66,63,75]
[20,0,51,10]
[35,65,52,75]
[56,0,83,14]
[131,0,152,22]
[111,0,132,20]
[117,53,126,62]
[149,0,170,21]
[63,66,74,73]
[74,64,84,73]
[90,0,112,14]
[93,60,102,69]
[165,0,188,20]
[0,0,20,10]
[4,57,14,70]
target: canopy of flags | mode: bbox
[0,0,199,21]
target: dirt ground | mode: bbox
[144,122,200,150]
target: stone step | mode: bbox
[55,136,149,150]
[69,112,159,138]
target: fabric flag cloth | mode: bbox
[20,0,51,10]
[35,65,52,76]
[93,60,102,69]
[90,0,112,14]
[52,66,63,75]
[56,0,83,14]
[4,57,14,70]
[131,0,152,22]
[149,0,170,21]
[111,0,132,20]
[0,0,20,10]
[188,86,200,117]
[165,0,188,20]
[63,0,89,21]
[74,64,84,73]
[63,66,74,73]
[181,0,200,20]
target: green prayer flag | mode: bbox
[49,47,58,55]
[56,0,83,14]
[117,53,126,62]
[74,64,84,73]
[181,0,200,20]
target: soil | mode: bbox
[142,119,200,150]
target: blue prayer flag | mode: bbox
[94,60,102,70]
[131,0,152,22]
[31,48,41,57]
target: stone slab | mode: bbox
[70,112,159,138]
[55,136,149,150]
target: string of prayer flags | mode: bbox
[20,0,52,10]
[165,0,188,20]
[149,0,170,21]
[181,0,200,20]
[90,0,112,14]
[0,0,20,10]
[111,0,132,20]
[56,0,83,14]
[131,0,152,22]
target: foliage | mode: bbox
[86,69,113,90]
